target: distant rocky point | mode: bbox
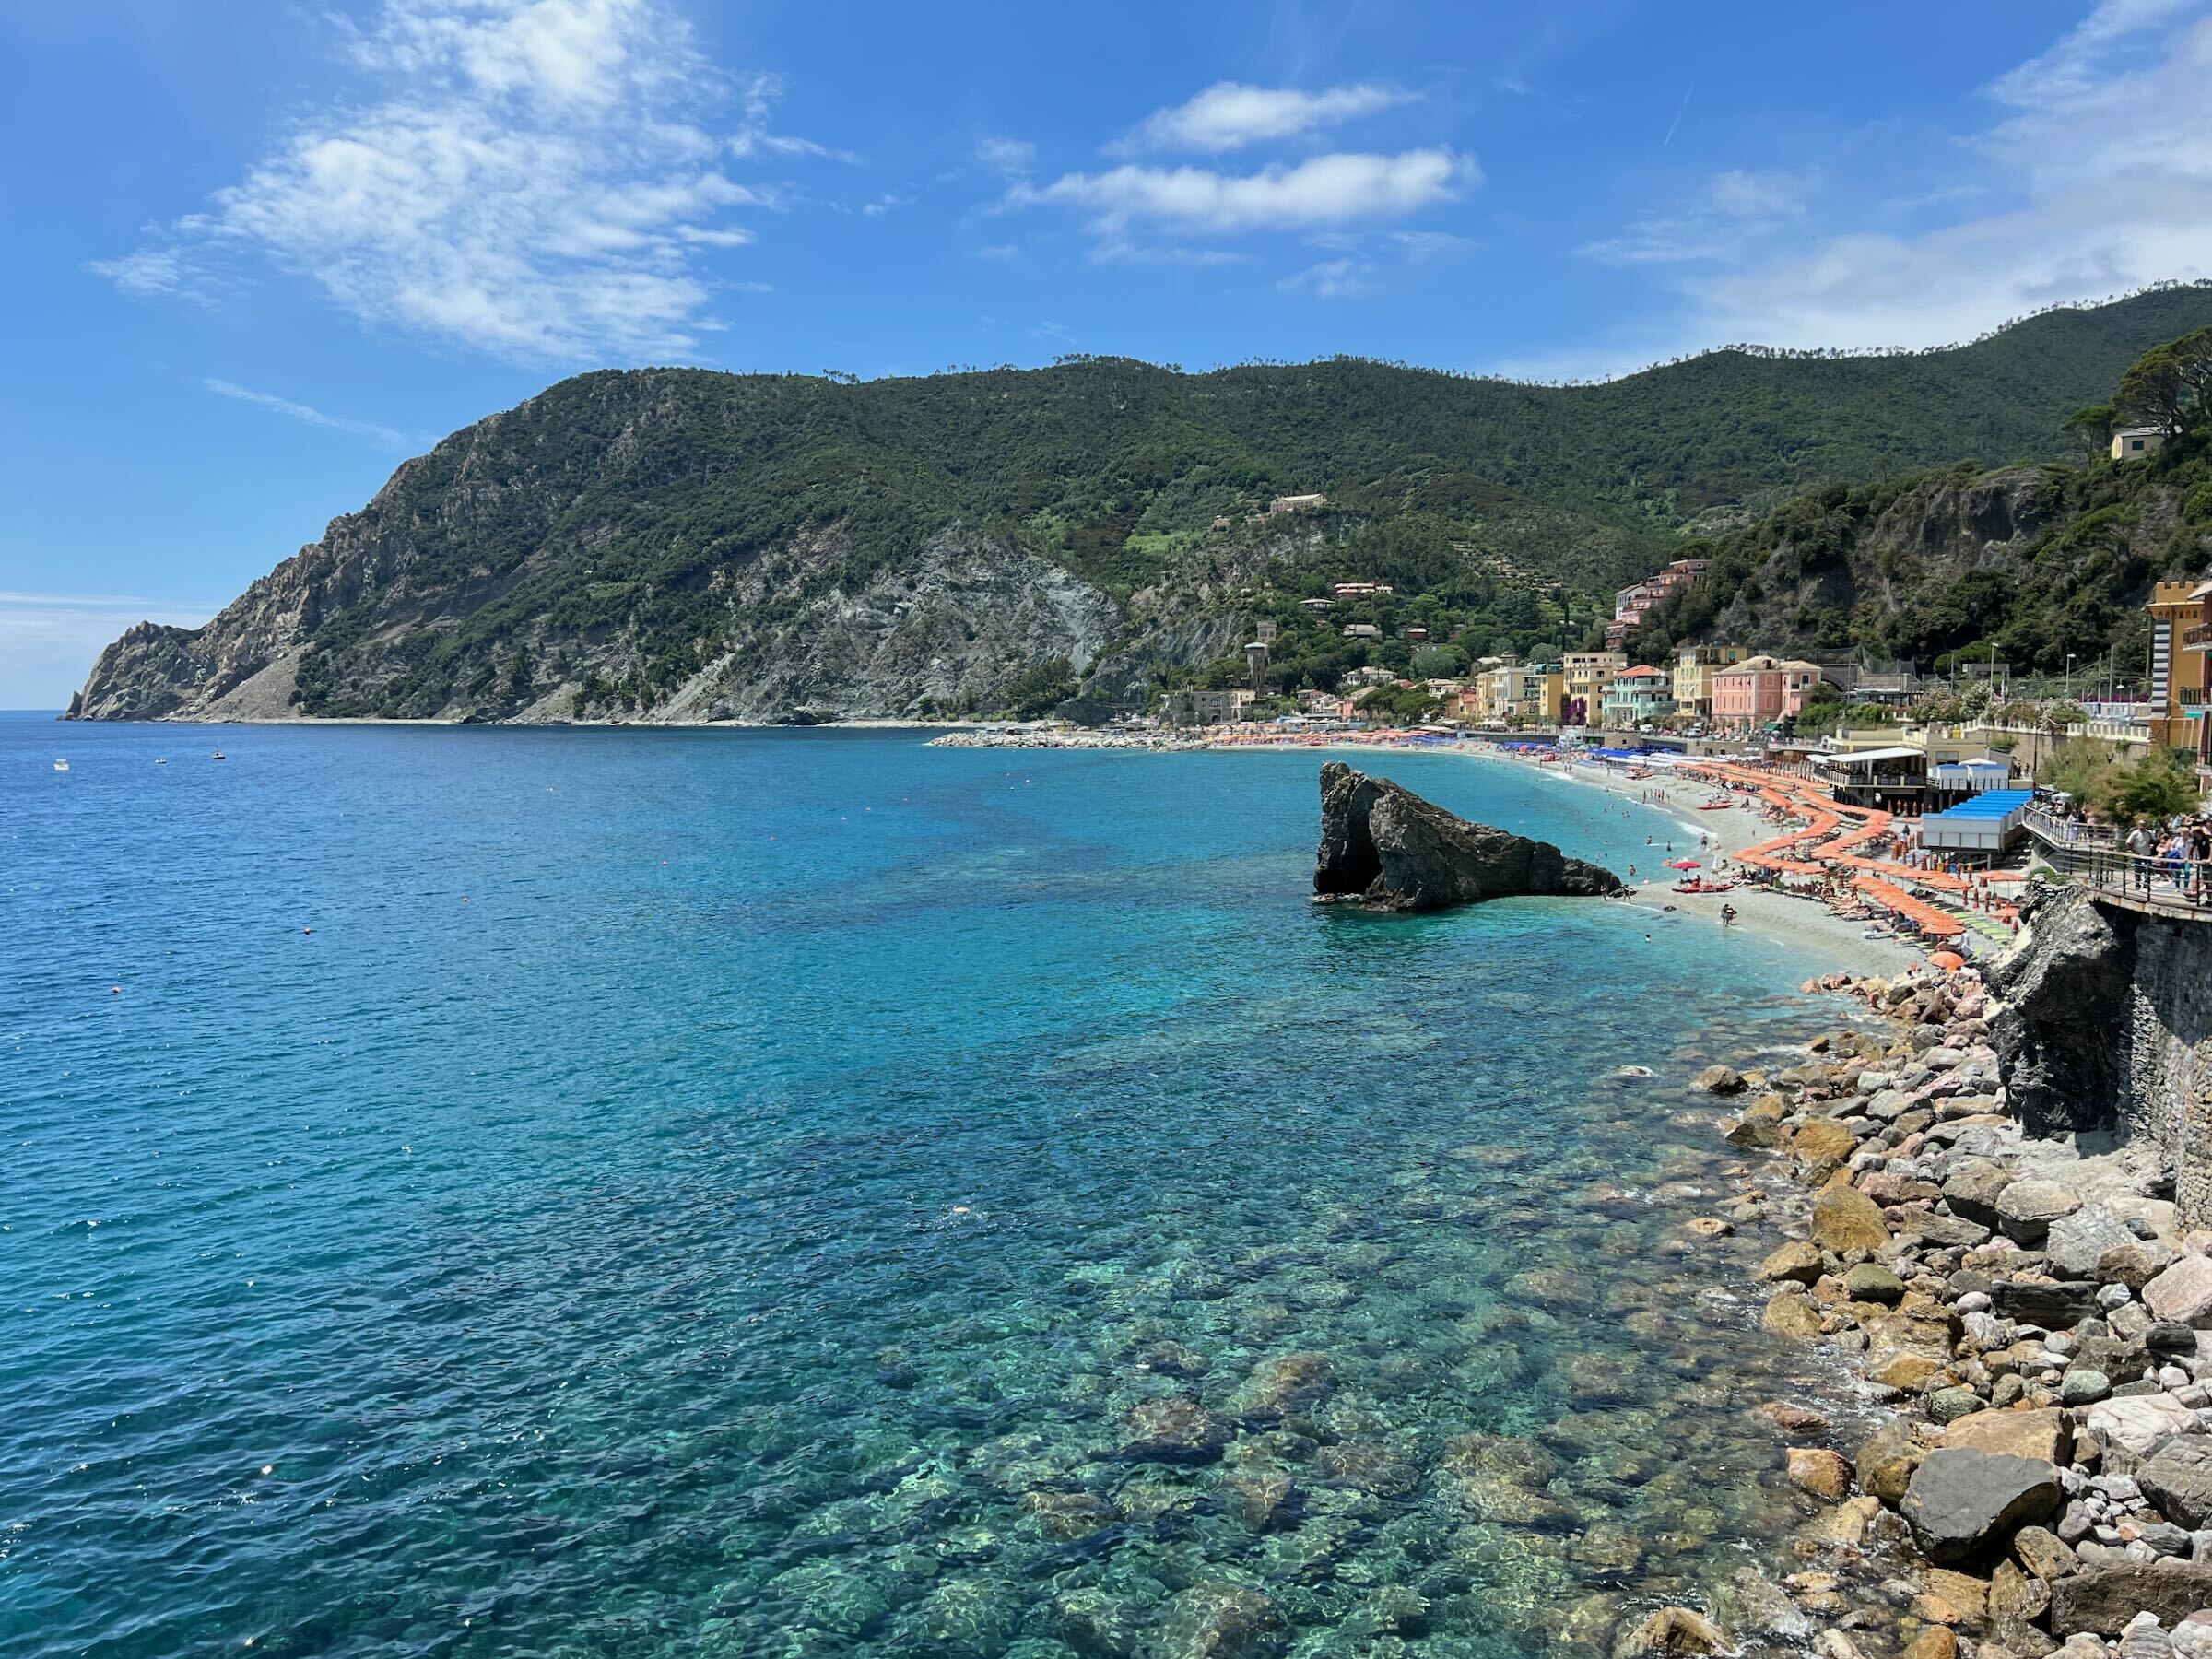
[1313,761,1627,912]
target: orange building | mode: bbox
[2148,579,2212,767]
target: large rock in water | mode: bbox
[1314,762,1626,912]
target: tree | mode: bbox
[2115,327,2212,438]
[2062,404,2116,458]
[1410,643,1468,678]
[2111,747,2201,825]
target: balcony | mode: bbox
[2185,623,2212,651]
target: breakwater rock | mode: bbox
[1313,761,1627,912]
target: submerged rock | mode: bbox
[1313,761,1625,912]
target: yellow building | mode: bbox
[2149,579,2212,766]
[1672,644,1748,719]
[1561,651,1625,726]
[2113,428,2168,463]
[1485,663,1564,724]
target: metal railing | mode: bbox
[2022,807,2117,849]
[2184,623,2212,650]
[2031,841,2212,915]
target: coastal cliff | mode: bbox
[1990,885,2212,1225]
[1313,762,1626,910]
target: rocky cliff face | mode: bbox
[1708,466,2070,651]
[1313,762,1626,911]
[1989,885,2212,1223]
[66,379,1132,725]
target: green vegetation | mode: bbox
[236,287,2212,719]
[1631,320,2212,681]
[2040,740,2202,826]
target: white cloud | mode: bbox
[1282,256,1372,299]
[86,0,833,362]
[727,70,858,162]
[1579,168,1812,266]
[84,248,207,300]
[1113,82,1413,155]
[1390,229,1477,264]
[203,379,408,446]
[976,136,1037,175]
[1015,148,1477,237]
[1570,3,2212,366]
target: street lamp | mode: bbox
[2065,654,2076,700]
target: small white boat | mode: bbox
[211,750,226,760]
[156,758,167,765]
[53,759,69,772]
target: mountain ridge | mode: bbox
[68,284,2212,724]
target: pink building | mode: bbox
[1711,655,1829,730]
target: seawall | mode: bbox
[1991,885,2212,1222]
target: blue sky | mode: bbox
[6,0,2212,706]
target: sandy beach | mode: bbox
[1456,745,1926,980]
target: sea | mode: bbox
[3,715,1860,1658]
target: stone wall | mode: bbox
[1990,886,2212,1223]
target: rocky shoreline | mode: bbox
[1660,947,2212,1659]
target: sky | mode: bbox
[6,0,2212,707]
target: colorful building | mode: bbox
[1605,558,1710,648]
[1671,644,1748,719]
[1560,651,1626,726]
[1711,655,1830,731]
[1600,665,1676,727]
[1486,663,1565,724]
[2148,579,2212,768]
[2113,428,2168,463]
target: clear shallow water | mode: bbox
[5,719,1848,1658]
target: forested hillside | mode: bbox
[1627,324,2212,680]
[67,285,2212,724]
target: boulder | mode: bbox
[1760,1241,1826,1286]
[2145,1256,2212,1328]
[1613,1606,1732,1658]
[1998,1180,2083,1244]
[1844,1263,1908,1305]
[1314,762,1626,911]
[1945,1407,2074,1465]
[1791,1118,1861,1177]
[1859,1416,1925,1503]
[1156,1582,1288,1659]
[1994,1280,2104,1329]
[2080,1394,2203,1465]
[1763,1289,1826,1341]
[2139,1439,2212,1529]
[2100,1241,2180,1291]
[1944,1158,2018,1228]
[1900,1448,2063,1563]
[1121,1394,1230,1462]
[2048,1206,2142,1279]
[2050,1565,2212,1637]
[1811,1185,1893,1254]
[1788,1446,1853,1500]
[2015,1524,2080,1582]
[1910,1212,1995,1251]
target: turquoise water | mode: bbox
[5,718,1847,1657]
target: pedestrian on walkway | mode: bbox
[2128,822,2156,892]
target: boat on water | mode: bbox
[53,759,69,771]
[156,758,167,765]
[212,750,226,760]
